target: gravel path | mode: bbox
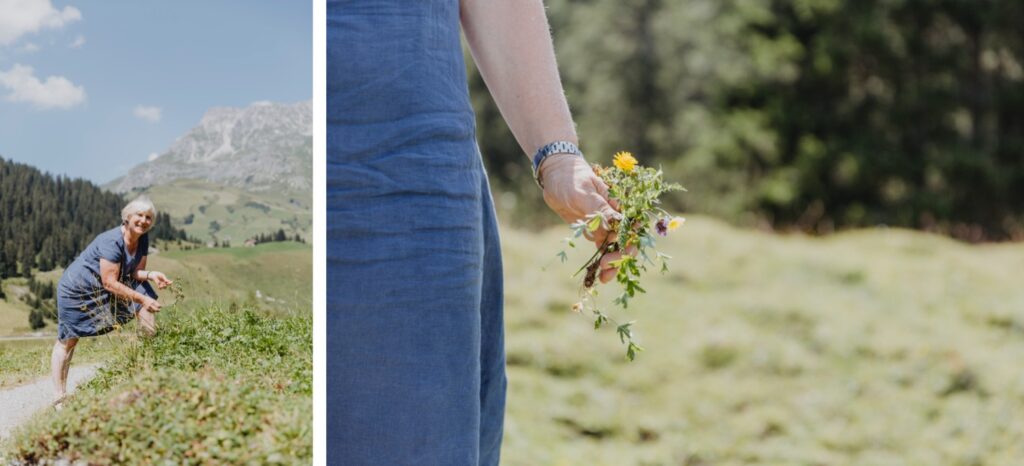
[0,363,102,440]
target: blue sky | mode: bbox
[0,0,311,184]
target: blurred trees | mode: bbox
[0,157,192,278]
[469,0,1024,240]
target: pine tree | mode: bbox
[0,157,190,269]
[29,309,45,330]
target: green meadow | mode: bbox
[0,242,312,463]
[0,241,310,387]
[5,215,1024,464]
[135,179,312,243]
[499,216,1024,465]
[3,306,311,465]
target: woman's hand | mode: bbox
[595,244,638,284]
[140,296,162,313]
[541,153,635,284]
[148,271,173,289]
[540,153,620,245]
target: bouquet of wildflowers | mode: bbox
[560,151,684,360]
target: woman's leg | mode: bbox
[51,338,78,402]
[134,281,158,337]
[137,309,157,337]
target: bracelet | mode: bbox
[531,141,583,189]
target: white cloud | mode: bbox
[0,0,82,46]
[20,42,39,52]
[0,64,85,109]
[69,35,85,49]
[133,105,161,122]
[148,152,159,161]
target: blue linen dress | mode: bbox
[326,1,507,464]
[56,227,156,341]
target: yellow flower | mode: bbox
[668,217,685,231]
[613,151,638,172]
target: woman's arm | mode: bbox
[100,259,160,311]
[131,257,173,289]
[460,0,575,155]
[460,0,619,246]
[132,256,149,282]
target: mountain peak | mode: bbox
[108,100,312,193]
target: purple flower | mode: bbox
[655,218,668,236]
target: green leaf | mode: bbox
[586,215,602,232]
[616,322,633,343]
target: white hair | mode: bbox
[121,195,157,224]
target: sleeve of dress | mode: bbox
[97,233,124,264]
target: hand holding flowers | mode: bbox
[555,151,684,360]
[538,153,620,248]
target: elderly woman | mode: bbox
[51,195,173,406]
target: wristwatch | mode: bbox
[531,141,583,189]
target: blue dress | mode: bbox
[326,1,506,464]
[56,227,156,341]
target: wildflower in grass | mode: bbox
[613,151,637,172]
[558,151,685,360]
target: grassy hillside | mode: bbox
[3,305,311,464]
[132,179,311,243]
[153,241,312,314]
[1,243,312,462]
[0,269,63,337]
[499,216,1024,465]
[0,242,310,390]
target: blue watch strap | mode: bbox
[532,141,583,188]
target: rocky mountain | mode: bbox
[106,100,311,194]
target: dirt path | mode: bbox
[0,363,101,441]
[0,336,54,342]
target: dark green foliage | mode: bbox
[0,157,124,277]
[0,157,191,278]
[28,308,45,330]
[147,212,189,242]
[470,0,1024,240]
[244,201,271,214]
[250,230,305,245]
[27,276,54,300]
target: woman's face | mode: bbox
[126,210,154,235]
